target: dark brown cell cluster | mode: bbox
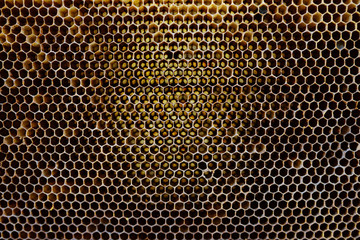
[1,0,360,239]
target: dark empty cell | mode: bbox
[165,51,173,59]
[259,5,268,14]
[337,40,345,50]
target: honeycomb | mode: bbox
[1,0,360,239]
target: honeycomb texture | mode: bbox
[1,0,360,239]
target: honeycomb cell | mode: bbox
[1,0,360,239]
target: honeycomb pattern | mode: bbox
[1,0,360,239]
